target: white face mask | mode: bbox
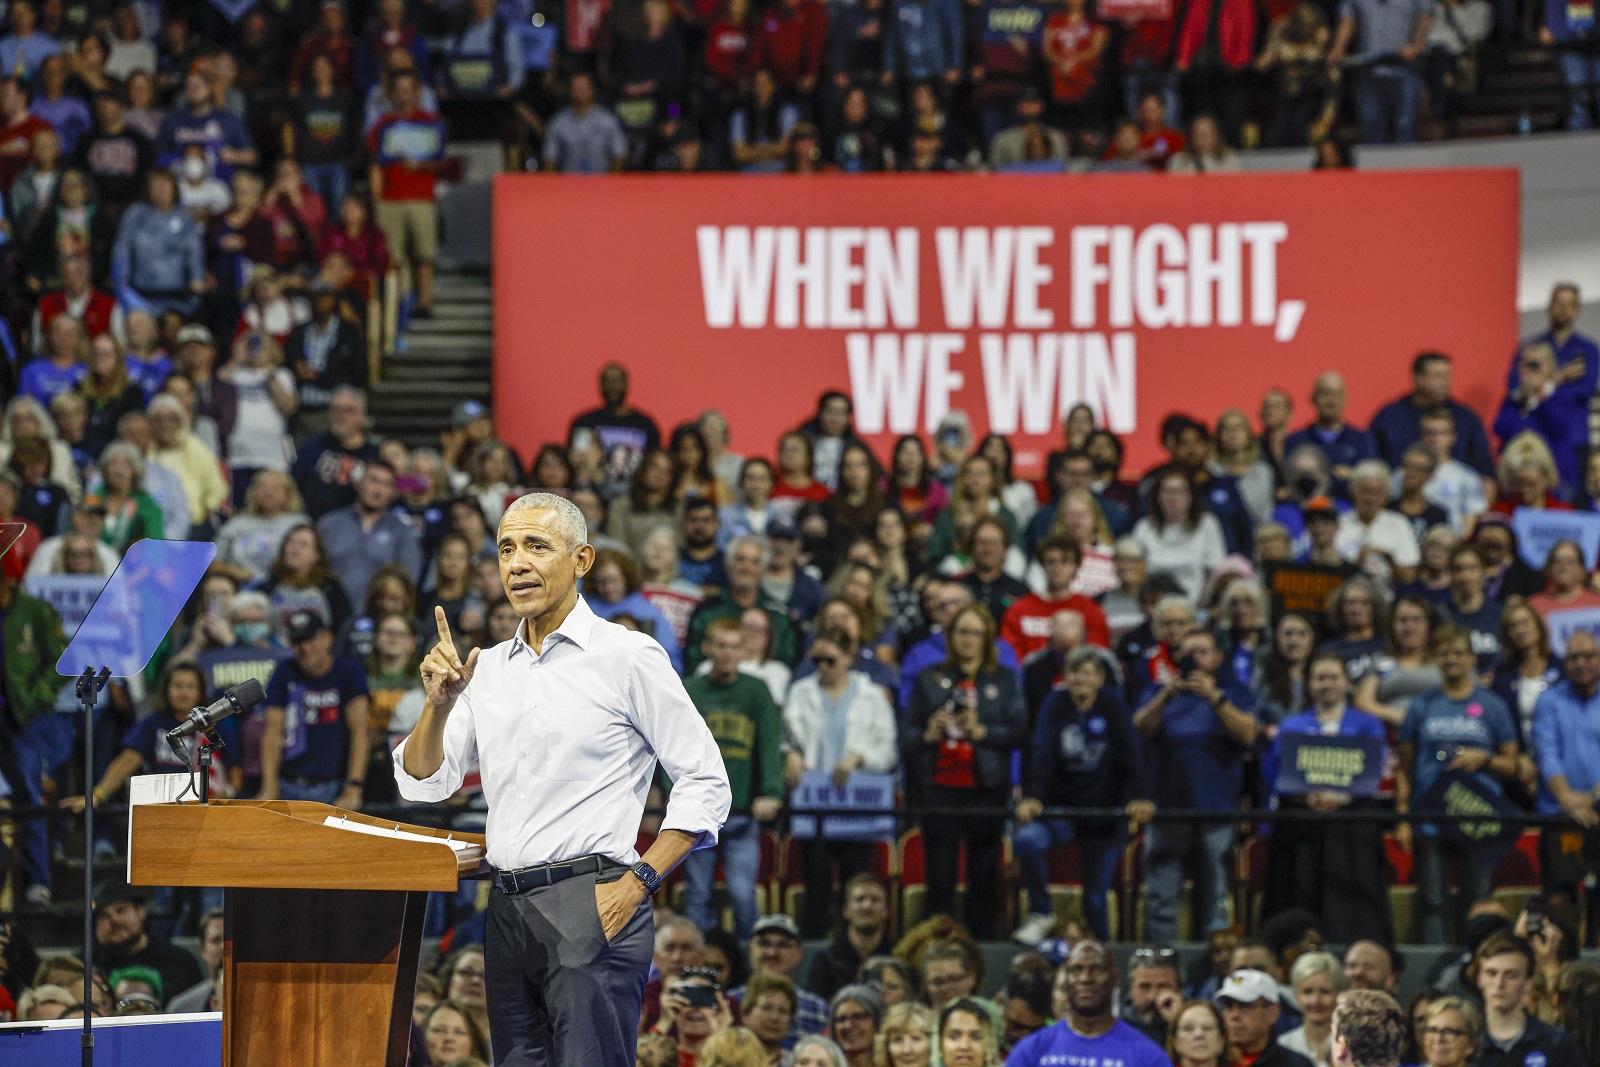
[181,155,207,181]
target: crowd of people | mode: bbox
[0,257,1595,1052]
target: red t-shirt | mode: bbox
[772,478,830,504]
[0,113,52,194]
[1139,126,1186,169]
[1043,13,1102,102]
[705,20,753,86]
[367,109,443,203]
[1000,592,1111,659]
[932,680,979,788]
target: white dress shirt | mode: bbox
[394,596,731,871]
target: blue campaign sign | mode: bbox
[1413,769,1522,870]
[788,770,897,843]
[56,539,216,679]
[1511,507,1600,570]
[0,1013,221,1066]
[377,119,446,165]
[1275,733,1386,796]
[1546,606,1600,655]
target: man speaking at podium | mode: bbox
[394,492,731,1065]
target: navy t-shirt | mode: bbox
[1138,679,1257,810]
[1006,1018,1171,1067]
[122,715,194,773]
[1401,685,1517,836]
[1446,597,1503,672]
[679,548,727,590]
[264,656,369,782]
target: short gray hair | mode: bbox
[1350,459,1391,486]
[229,591,272,621]
[1291,950,1348,992]
[726,534,770,568]
[1113,535,1146,560]
[831,984,884,1028]
[502,492,588,549]
[98,441,147,490]
[788,1035,847,1067]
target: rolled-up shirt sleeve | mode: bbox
[625,639,731,851]
[393,684,478,802]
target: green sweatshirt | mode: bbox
[682,671,783,810]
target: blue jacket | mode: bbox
[1493,389,1589,496]
[1507,330,1600,402]
[1532,678,1600,813]
[1370,395,1495,478]
[884,0,964,80]
[111,204,205,295]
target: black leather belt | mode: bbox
[493,854,624,895]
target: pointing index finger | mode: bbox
[435,605,459,659]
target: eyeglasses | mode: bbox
[1424,1027,1467,1041]
[1132,947,1180,964]
[453,968,485,981]
[813,655,839,667]
[834,1011,873,1026]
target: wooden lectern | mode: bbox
[129,800,487,1066]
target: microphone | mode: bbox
[166,678,267,746]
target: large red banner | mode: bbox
[493,171,1519,476]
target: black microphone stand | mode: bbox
[75,665,110,1067]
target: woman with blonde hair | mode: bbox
[699,1027,772,1067]
[0,394,83,500]
[146,394,228,534]
[1417,997,1481,1067]
[213,469,309,583]
[79,333,145,452]
[1491,432,1565,515]
[827,557,896,659]
[52,533,107,575]
[1211,408,1275,524]
[926,455,1019,568]
[874,1001,936,1067]
[1279,953,1347,1066]
[1030,488,1117,596]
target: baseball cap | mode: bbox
[1215,969,1280,1005]
[286,610,328,643]
[751,914,801,941]
[452,399,489,428]
[768,518,800,540]
[93,879,145,915]
[175,323,214,346]
[1302,496,1338,519]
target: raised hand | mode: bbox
[421,605,481,712]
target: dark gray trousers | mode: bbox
[485,867,655,1066]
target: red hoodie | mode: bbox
[751,0,828,88]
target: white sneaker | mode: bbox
[24,884,52,909]
[1013,912,1056,946]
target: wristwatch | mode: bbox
[630,860,663,895]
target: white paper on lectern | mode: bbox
[322,815,474,852]
[126,773,195,880]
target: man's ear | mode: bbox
[573,543,595,578]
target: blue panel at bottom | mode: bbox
[0,1014,222,1066]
